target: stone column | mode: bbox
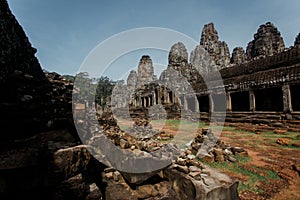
[249,90,256,112]
[153,92,156,105]
[158,89,162,104]
[150,95,153,106]
[135,96,138,107]
[143,97,147,107]
[165,90,170,104]
[282,84,292,112]
[183,95,188,110]
[138,96,141,107]
[195,96,200,113]
[174,93,179,104]
[226,93,232,112]
[178,95,182,107]
[209,94,214,113]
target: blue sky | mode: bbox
[7,0,300,80]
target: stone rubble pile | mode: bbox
[45,72,74,129]
[184,128,248,164]
[72,110,239,199]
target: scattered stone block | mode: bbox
[277,138,290,146]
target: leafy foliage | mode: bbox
[95,76,115,108]
[72,72,115,108]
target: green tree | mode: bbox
[95,76,114,108]
[73,72,96,104]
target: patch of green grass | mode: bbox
[253,142,259,148]
[234,130,255,135]
[222,126,238,131]
[263,133,290,139]
[281,145,300,150]
[151,119,205,131]
[203,125,238,132]
[260,131,300,150]
[119,124,130,131]
[264,168,281,180]
[236,155,252,163]
[202,155,279,194]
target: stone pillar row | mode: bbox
[133,84,294,113]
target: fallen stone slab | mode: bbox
[164,164,239,200]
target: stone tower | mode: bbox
[246,22,285,60]
[127,69,138,91]
[200,23,230,69]
[168,42,188,65]
[137,55,155,87]
[231,47,247,65]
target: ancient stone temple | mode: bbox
[126,22,300,128]
[3,0,299,197]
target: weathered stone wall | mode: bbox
[0,0,46,84]
[0,1,78,198]
[0,0,53,140]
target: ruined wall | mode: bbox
[0,1,79,198]
[0,0,46,84]
[0,0,54,140]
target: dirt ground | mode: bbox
[118,119,300,199]
[219,124,300,200]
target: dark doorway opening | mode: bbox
[198,95,209,112]
[291,84,300,111]
[231,91,250,111]
[168,91,173,103]
[254,87,283,111]
[141,97,145,107]
[145,97,149,107]
[155,89,158,104]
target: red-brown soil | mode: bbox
[118,119,300,199]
